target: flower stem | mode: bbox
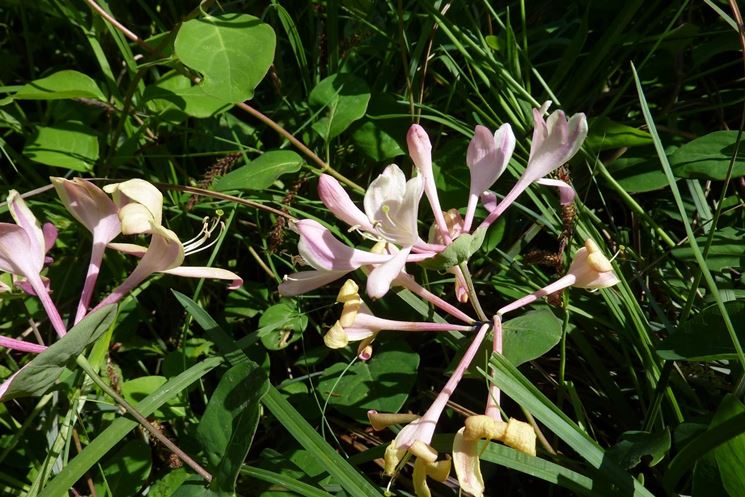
[485,315,502,420]
[397,274,475,324]
[497,274,575,316]
[29,276,67,337]
[75,355,213,483]
[0,336,46,354]
[458,263,488,321]
[75,241,106,325]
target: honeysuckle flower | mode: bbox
[324,280,474,359]
[104,179,163,235]
[497,239,619,316]
[52,177,122,323]
[1,191,66,337]
[280,219,435,299]
[95,221,241,309]
[535,177,576,205]
[407,124,452,244]
[480,105,587,229]
[453,415,537,497]
[364,164,423,247]
[463,124,515,232]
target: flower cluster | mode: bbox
[0,178,241,400]
[280,103,621,496]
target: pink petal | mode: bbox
[535,178,576,205]
[161,266,243,289]
[0,223,43,277]
[51,178,120,243]
[6,192,45,267]
[42,222,58,253]
[278,269,351,296]
[318,175,374,232]
[295,220,390,271]
[366,246,411,299]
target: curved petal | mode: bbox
[535,178,576,205]
[453,428,485,497]
[52,177,120,242]
[161,266,242,289]
[366,245,411,299]
[0,223,43,277]
[104,179,163,234]
[7,192,45,268]
[295,220,390,271]
[467,123,515,195]
[278,269,351,296]
[318,175,374,232]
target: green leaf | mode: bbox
[317,341,419,422]
[351,121,405,161]
[257,300,308,351]
[13,70,105,101]
[671,227,745,272]
[309,74,371,140]
[670,131,745,180]
[606,430,671,469]
[39,357,223,497]
[213,150,304,192]
[148,468,192,497]
[24,122,99,171]
[419,227,487,270]
[502,308,563,366]
[711,395,745,497]
[121,376,186,419]
[1,306,115,401]
[657,301,745,361]
[241,466,335,497]
[608,149,670,193]
[585,117,653,151]
[144,72,231,120]
[197,362,269,495]
[174,13,276,103]
[693,454,729,497]
[350,95,408,162]
[94,439,152,497]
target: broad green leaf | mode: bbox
[609,150,669,193]
[670,131,745,180]
[174,14,276,103]
[317,341,419,422]
[502,308,563,366]
[144,72,231,121]
[692,454,728,497]
[94,439,152,497]
[24,122,99,171]
[606,430,671,469]
[419,227,487,270]
[196,362,269,495]
[350,95,408,162]
[586,117,652,151]
[121,376,186,418]
[309,74,371,140]
[213,150,304,192]
[1,306,115,401]
[148,468,192,497]
[657,301,745,361]
[671,227,745,272]
[39,357,223,497]
[13,70,105,101]
[711,395,745,497]
[257,300,308,351]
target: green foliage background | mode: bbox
[0,1,744,496]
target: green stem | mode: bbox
[75,355,213,483]
[458,262,488,322]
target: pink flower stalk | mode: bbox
[0,192,66,337]
[407,124,452,244]
[498,239,619,316]
[52,177,122,324]
[484,314,503,420]
[463,124,515,233]
[480,105,587,229]
[0,336,47,354]
[385,324,489,480]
